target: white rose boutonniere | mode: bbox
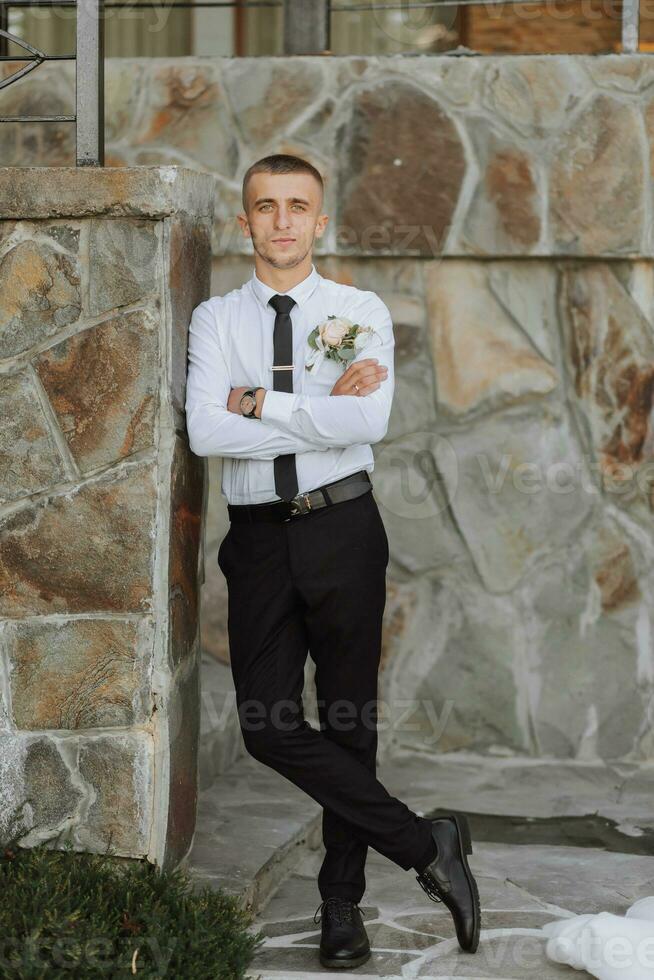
[306,315,381,374]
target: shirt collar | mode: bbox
[250,263,320,312]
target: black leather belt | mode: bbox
[227,470,372,523]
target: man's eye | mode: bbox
[259,205,304,212]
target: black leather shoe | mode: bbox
[415,812,481,953]
[314,896,371,969]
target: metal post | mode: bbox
[283,0,330,54]
[621,0,639,52]
[76,0,104,166]
[0,4,8,58]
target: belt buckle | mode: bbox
[289,492,312,517]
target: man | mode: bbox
[185,153,481,969]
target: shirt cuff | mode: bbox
[260,389,298,426]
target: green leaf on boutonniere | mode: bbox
[339,347,357,362]
[307,327,319,350]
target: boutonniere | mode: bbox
[305,316,381,374]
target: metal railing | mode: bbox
[0,0,642,167]
[0,0,103,164]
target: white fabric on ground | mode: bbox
[542,896,654,980]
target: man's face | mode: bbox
[238,172,328,270]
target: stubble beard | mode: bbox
[253,235,313,271]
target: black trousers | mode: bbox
[218,485,434,903]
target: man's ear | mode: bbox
[315,214,329,239]
[237,212,251,238]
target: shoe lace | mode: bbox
[415,868,444,904]
[313,896,365,926]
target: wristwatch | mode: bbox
[240,386,264,418]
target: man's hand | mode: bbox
[331,358,388,397]
[227,386,266,417]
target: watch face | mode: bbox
[241,394,256,415]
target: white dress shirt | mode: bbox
[184,263,395,505]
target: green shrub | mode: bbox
[0,822,264,979]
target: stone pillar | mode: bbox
[0,167,215,870]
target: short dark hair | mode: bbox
[242,154,324,212]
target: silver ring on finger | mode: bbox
[354,383,359,392]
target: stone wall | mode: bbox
[0,168,215,866]
[2,54,653,762]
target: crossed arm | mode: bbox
[184,298,395,460]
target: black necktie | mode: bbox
[268,293,298,502]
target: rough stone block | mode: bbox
[0,734,82,844]
[436,408,595,593]
[463,123,541,254]
[0,371,66,504]
[527,543,644,759]
[425,260,558,417]
[0,239,81,358]
[223,59,323,151]
[337,81,466,255]
[0,462,157,618]
[4,617,154,731]
[87,218,161,315]
[35,309,159,473]
[549,95,644,255]
[560,262,654,519]
[137,62,238,175]
[77,733,153,855]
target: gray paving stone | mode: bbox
[361,921,444,950]
[378,749,649,829]
[475,842,654,916]
[184,753,321,911]
[250,944,422,976]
